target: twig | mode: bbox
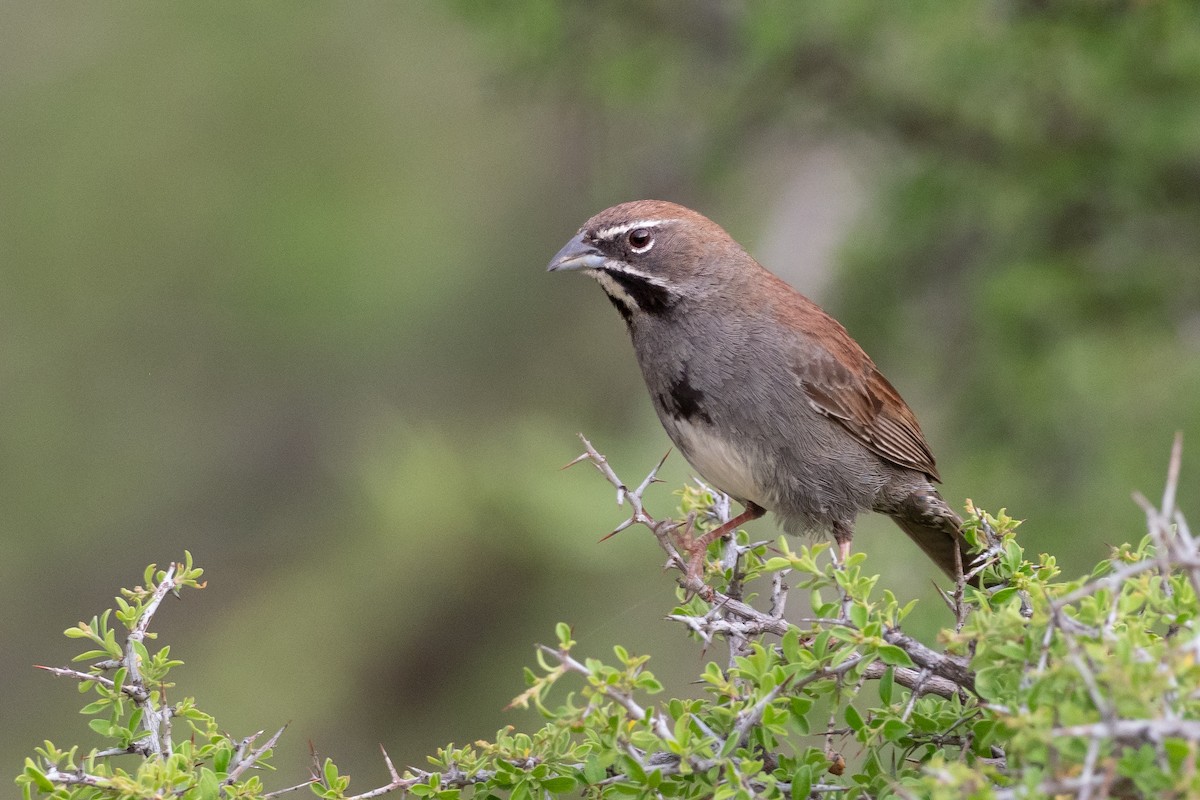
[126,562,179,758]
[34,664,149,703]
[226,725,288,786]
[262,779,318,798]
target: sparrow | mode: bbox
[548,200,975,585]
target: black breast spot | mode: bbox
[665,365,711,424]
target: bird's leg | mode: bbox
[681,501,765,588]
[832,520,854,567]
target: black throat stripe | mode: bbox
[603,269,675,316]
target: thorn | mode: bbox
[380,744,402,782]
[560,452,591,470]
[307,740,320,780]
[635,450,671,494]
[1162,431,1184,516]
[933,582,955,612]
[599,519,634,542]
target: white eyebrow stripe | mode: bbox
[594,218,673,241]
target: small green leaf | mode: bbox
[88,719,114,737]
[78,699,110,715]
[880,718,910,742]
[23,761,55,792]
[844,704,864,732]
[322,757,339,788]
[214,743,232,774]
[540,776,577,792]
[582,756,606,784]
[790,765,812,799]
[989,587,1019,606]
[877,645,914,668]
[197,768,220,800]
[848,603,868,629]
[510,780,532,800]
[878,666,894,705]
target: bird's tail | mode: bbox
[889,491,979,587]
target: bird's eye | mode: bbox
[627,228,654,251]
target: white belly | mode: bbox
[672,418,764,506]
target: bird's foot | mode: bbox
[672,514,715,599]
[674,502,766,600]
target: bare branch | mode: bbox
[34,664,149,702]
[883,627,975,695]
[262,779,318,798]
[125,562,179,758]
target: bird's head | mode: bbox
[547,200,750,321]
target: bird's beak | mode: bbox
[547,232,605,273]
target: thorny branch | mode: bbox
[568,432,1200,798]
[1024,433,1199,798]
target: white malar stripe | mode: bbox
[594,218,672,242]
[591,270,639,313]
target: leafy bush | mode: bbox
[17,436,1199,799]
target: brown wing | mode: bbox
[779,292,941,481]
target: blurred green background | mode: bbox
[5,0,1198,788]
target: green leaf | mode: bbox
[844,704,864,732]
[876,645,914,668]
[790,765,812,799]
[878,666,895,705]
[88,719,114,737]
[540,776,577,793]
[582,756,606,784]
[197,768,220,800]
[510,780,532,800]
[214,742,232,774]
[848,603,868,629]
[635,675,664,693]
[322,757,340,788]
[78,699,111,716]
[972,719,999,751]
[23,761,55,792]
[880,718,910,742]
[989,587,1019,606]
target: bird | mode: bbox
[548,199,976,586]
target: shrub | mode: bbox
[17,436,1198,799]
